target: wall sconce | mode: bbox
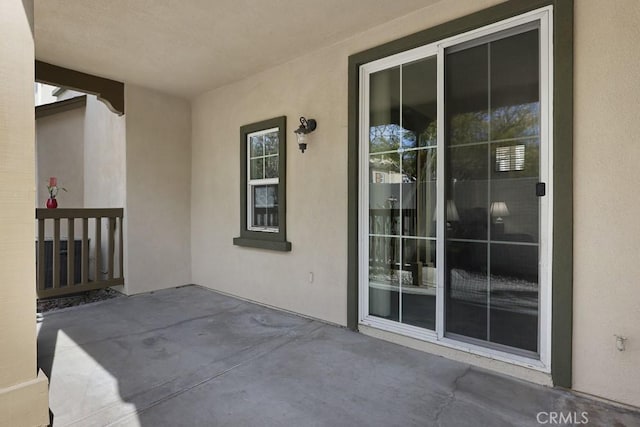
[294,116,317,153]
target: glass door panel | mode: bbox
[446,44,489,146]
[369,236,400,321]
[369,65,401,321]
[446,241,488,340]
[368,57,437,329]
[401,237,436,330]
[444,25,541,354]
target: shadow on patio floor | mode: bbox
[37,285,640,426]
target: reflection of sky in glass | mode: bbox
[370,123,437,153]
[369,124,415,150]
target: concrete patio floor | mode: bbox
[38,285,640,426]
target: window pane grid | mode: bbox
[368,57,438,329]
[247,128,280,232]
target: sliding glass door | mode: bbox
[445,25,541,354]
[359,10,551,362]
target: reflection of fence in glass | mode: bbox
[251,185,278,228]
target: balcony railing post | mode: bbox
[94,217,101,282]
[37,219,45,293]
[52,218,60,289]
[107,217,114,281]
[118,216,124,279]
[67,218,75,287]
[82,218,89,285]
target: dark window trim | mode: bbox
[233,116,291,252]
[347,0,572,387]
[35,60,125,116]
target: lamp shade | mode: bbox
[446,200,460,222]
[433,199,460,222]
[490,201,510,218]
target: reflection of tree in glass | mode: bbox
[402,150,437,182]
[251,158,264,180]
[369,124,401,153]
[491,103,539,140]
[447,102,540,180]
[263,132,279,155]
[418,121,437,147]
[449,111,489,145]
[265,156,278,178]
[370,123,437,182]
[250,135,263,157]
[449,145,486,181]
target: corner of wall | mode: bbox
[123,84,192,294]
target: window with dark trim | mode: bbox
[233,116,291,251]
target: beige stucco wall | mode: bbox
[84,95,125,209]
[572,0,640,408]
[191,0,503,339]
[36,106,85,209]
[0,0,50,424]
[84,95,126,282]
[124,84,191,294]
[191,0,640,407]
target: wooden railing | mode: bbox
[36,208,124,298]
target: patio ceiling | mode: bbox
[35,0,439,98]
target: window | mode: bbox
[248,127,280,232]
[495,145,526,172]
[233,116,291,251]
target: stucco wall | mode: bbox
[191,0,640,407]
[36,106,85,209]
[572,0,640,408]
[0,0,50,424]
[125,84,191,294]
[191,0,503,330]
[84,95,126,282]
[83,95,125,209]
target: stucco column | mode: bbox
[0,0,50,425]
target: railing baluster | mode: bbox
[82,218,89,285]
[37,219,45,294]
[107,217,114,280]
[95,217,102,282]
[67,218,75,287]
[118,216,124,279]
[52,218,60,289]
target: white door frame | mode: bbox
[358,6,553,372]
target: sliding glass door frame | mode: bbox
[358,6,553,371]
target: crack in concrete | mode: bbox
[433,366,471,426]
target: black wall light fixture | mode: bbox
[294,116,317,153]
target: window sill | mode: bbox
[233,237,291,252]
